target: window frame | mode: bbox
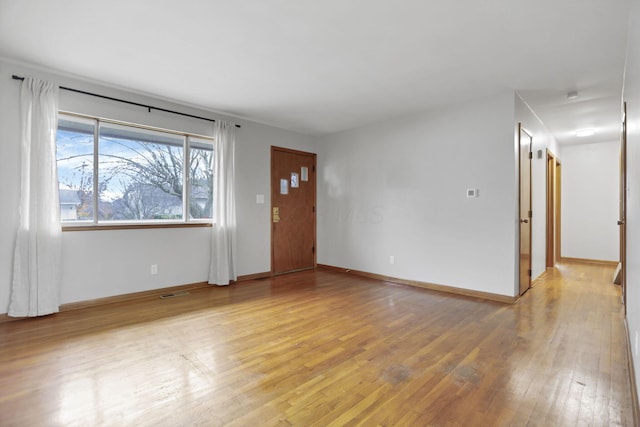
[57,111,214,231]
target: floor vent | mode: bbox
[160,291,190,299]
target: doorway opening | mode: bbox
[546,151,561,268]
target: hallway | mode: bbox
[508,261,633,425]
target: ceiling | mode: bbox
[0,0,631,145]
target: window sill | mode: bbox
[62,222,213,232]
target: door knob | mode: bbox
[520,219,529,224]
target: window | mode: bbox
[56,113,214,227]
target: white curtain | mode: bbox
[208,120,237,285]
[9,78,61,317]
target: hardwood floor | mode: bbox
[0,262,634,426]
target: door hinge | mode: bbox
[528,269,532,277]
[313,206,315,213]
[529,152,533,159]
[312,246,315,254]
[528,210,532,218]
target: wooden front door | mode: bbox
[271,147,316,274]
[519,124,533,295]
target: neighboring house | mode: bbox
[109,183,183,220]
[58,189,81,221]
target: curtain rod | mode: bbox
[11,74,240,128]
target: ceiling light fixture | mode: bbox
[567,91,579,100]
[575,128,595,137]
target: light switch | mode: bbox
[256,194,265,204]
[466,188,479,198]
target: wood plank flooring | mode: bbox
[0,262,634,426]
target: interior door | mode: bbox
[619,102,627,308]
[271,146,316,274]
[555,161,562,264]
[519,124,533,295]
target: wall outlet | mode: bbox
[151,264,158,275]
[389,255,395,265]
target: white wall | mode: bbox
[514,94,560,279]
[623,0,640,403]
[316,92,518,297]
[0,59,316,313]
[560,141,619,261]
